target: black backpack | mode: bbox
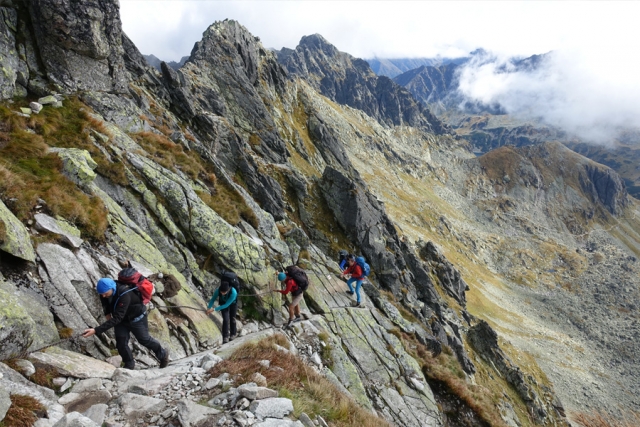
[221,271,240,292]
[285,265,309,296]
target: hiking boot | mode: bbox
[229,334,237,341]
[352,301,362,308]
[124,361,135,370]
[345,290,354,295]
[159,349,170,368]
[293,315,302,323]
[223,337,229,344]
[283,320,293,329]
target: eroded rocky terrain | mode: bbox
[0,1,638,427]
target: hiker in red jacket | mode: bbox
[277,270,304,328]
[340,254,363,307]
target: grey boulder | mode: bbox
[249,398,293,420]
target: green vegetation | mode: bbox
[0,100,113,240]
[3,395,45,427]
[317,331,334,368]
[209,335,390,427]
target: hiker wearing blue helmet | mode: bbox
[82,278,169,370]
[277,266,308,328]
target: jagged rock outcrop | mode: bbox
[468,321,552,422]
[420,241,469,306]
[279,34,449,134]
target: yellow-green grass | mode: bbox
[208,335,390,427]
[0,101,110,240]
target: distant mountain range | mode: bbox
[366,56,468,78]
[143,54,189,71]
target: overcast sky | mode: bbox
[120,1,640,62]
[120,1,640,143]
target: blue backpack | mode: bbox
[355,256,370,277]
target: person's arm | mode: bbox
[208,288,220,309]
[278,278,294,295]
[216,288,237,311]
[93,291,131,335]
[341,264,354,276]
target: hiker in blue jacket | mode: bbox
[206,281,238,344]
[340,254,364,307]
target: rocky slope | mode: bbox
[0,1,637,426]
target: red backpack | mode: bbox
[118,268,155,305]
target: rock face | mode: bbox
[279,34,449,134]
[26,0,128,93]
[468,321,548,422]
[0,198,36,262]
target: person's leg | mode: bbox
[291,293,303,320]
[355,280,364,304]
[114,323,134,369]
[229,303,237,338]
[288,301,295,321]
[346,278,355,294]
[129,316,164,361]
[221,307,230,340]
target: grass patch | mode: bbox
[29,366,58,389]
[0,101,111,240]
[572,411,640,427]
[209,335,389,427]
[3,394,45,427]
[317,331,334,368]
[131,131,205,181]
[197,179,259,228]
[393,329,508,427]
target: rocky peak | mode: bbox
[279,34,450,134]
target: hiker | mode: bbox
[338,249,349,271]
[206,272,239,344]
[340,254,364,307]
[82,278,169,369]
[277,266,308,328]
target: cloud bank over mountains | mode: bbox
[456,48,640,144]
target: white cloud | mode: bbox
[457,46,640,143]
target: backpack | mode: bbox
[355,256,370,277]
[118,267,155,305]
[285,265,309,295]
[221,271,241,292]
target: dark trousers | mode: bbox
[220,302,237,339]
[114,314,164,367]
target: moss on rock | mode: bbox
[0,199,35,262]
